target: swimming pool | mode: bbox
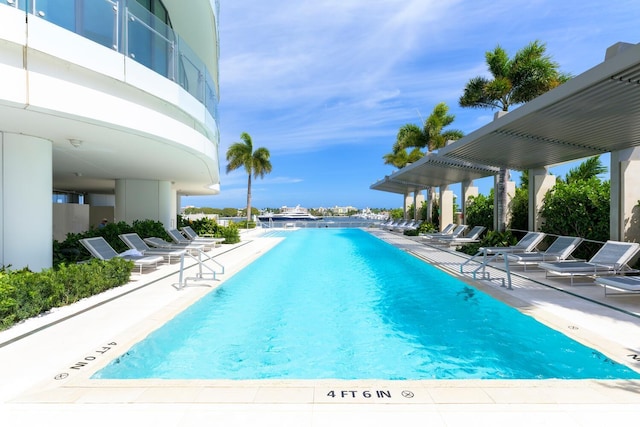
[94,228,640,380]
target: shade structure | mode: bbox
[370,152,499,194]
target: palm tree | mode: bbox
[422,102,464,151]
[382,137,423,169]
[564,156,606,184]
[459,40,570,232]
[226,132,272,222]
[383,103,464,220]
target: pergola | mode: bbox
[372,153,499,193]
[371,42,640,240]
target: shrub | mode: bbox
[218,222,241,244]
[181,217,240,243]
[539,178,610,260]
[465,193,493,232]
[0,259,133,331]
[509,186,528,232]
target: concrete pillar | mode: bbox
[528,167,556,232]
[439,185,454,231]
[611,147,640,242]
[461,180,478,225]
[115,179,174,229]
[0,133,53,271]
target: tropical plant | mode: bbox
[540,177,610,240]
[226,132,272,222]
[563,155,606,184]
[464,192,494,232]
[382,136,423,169]
[459,40,570,232]
[383,103,464,221]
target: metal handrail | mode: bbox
[175,248,224,290]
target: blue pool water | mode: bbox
[94,228,640,380]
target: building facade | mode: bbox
[0,0,221,270]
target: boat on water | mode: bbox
[258,205,322,221]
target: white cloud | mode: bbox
[206,0,640,208]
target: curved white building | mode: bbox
[0,0,221,270]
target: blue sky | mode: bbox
[183,0,640,211]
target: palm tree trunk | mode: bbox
[496,167,507,232]
[246,174,252,223]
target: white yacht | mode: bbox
[258,205,322,221]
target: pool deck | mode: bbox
[2,228,640,425]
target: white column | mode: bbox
[0,133,52,271]
[439,185,454,231]
[461,180,478,225]
[115,179,173,229]
[528,167,556,232]
[611,147,640,242]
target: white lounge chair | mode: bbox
[393,220,417,232]
[387,219,406,231]
[538,241,640,285]
[119,233,187,263]
[181,226,226,247]
[422,224,467,241]
[595,276,640,296]
[166,228,218,250]
[420,223,455,237]
[477,231,546,256]
[431,226,486,247]
[506,236,583,271]
[79,237,164,274]
[144,237,206,254]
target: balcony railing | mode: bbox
[3,0,219,122]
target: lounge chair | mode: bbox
[166,228,218,250]
[181,226,226,247]
[387,219,406,231]
[420,223,455,237]
[477,231,546,256]
[506,236,583,271]
[144,236,206,254]
[119,233,187,263]
[595,276,640,296]
[422,224,467,241]
[431,226,486,247]
[393,220,416,232]
[79,237,164,274]
[538,241,640,285]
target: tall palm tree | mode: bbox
[226,132,272,222]
[459,40,570,231]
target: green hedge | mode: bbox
[0,258,133,331]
